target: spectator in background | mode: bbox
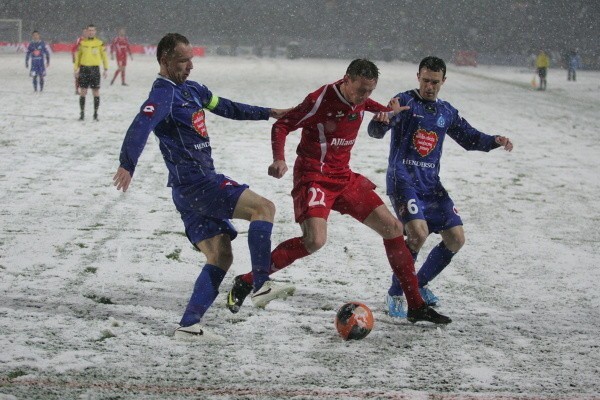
[567,49,582,81]
[535,50,550,91]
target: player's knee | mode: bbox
[303,234,326,253]
[212,249,233,269]
[255,198,276,222]
[444,235,465,253]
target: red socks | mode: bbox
[383,236,425,310]
[241,237,309,285]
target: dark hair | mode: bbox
[87,24,96,29]
[157,33,189,63]
[346,58,379,80]
[32,30,39,34]
[418,56,447,77]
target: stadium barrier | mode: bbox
[0,42,205,56]
[453,50,477,66]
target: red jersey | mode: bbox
[110,36,131,59]
[272,79,388,177]
[72,36,83,54]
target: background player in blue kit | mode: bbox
[368,56,513,318]
[113,33,292,340]
[25,31,50,92]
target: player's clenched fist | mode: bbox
[268,160,288,179]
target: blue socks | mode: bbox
[388,241,455,296]
[179,264,226,327]
[248,220,273,291]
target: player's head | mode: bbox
[31,31,40,41]
[118,28,126,36]
[87,24,97,38]
[417,56,446,101]
[157,33,193,84]
[342,59,379,105]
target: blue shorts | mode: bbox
[30,63,46,77]
[171,174,248,246]
[389,186,462,234]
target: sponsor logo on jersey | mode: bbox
[142,103,156,117]
[402,159,436,168]
[194,142,210,150]
[413,128,438,157]
[335,111,345,118]
[437,115,446,127]
[192,110,208,137]
[348,113,359,121]
[331,138,356,146]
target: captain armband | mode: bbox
[206,95,220,111]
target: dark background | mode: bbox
[1,0,598,67]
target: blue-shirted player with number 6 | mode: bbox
[368,56,513,318]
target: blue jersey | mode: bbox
[119,76,271,187]
[25,40,50,70]
[368,89,499,196]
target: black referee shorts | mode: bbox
[79,66,101,89]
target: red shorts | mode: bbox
[116,55,127,67]
[291,169,384,224]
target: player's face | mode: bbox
[342,75,377,105]
[32,32,40,41]
[163,43,194,84]
[87,27,96,38]
[417,68,445,101]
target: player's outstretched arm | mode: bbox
[495,136,513,152]
[113,167,133,192]
[269,108,292,119]
[268,160,288,179]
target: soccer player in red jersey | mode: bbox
[72,28,87,95]
[110,28,133,86]
[227,59,451,324]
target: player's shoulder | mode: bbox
[187,80,209,92]
[436,97,457,114]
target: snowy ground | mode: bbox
[1,52,599,399]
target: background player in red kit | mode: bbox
[110,28,133,86]
[227,59,451,324]
[71,28,87,95]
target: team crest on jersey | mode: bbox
[348,113,359,121]
[413,128,438,157]
[437,115,446,127]
[192,110,208,137]
[142,103,156,117]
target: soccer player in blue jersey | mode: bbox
[368,56,513,318]
[113,33,292,340]
[25,31,50,92]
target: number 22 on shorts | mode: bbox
[308,187,326,207]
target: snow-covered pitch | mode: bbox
[1,52,599,399]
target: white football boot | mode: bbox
[250,280,296,308]
[173,323,224,342]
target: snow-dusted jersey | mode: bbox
[272,79,388,177]
[110,36,131,59]
[25,40,50,68]
[119,76,270,186]
[368,89,499,195]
